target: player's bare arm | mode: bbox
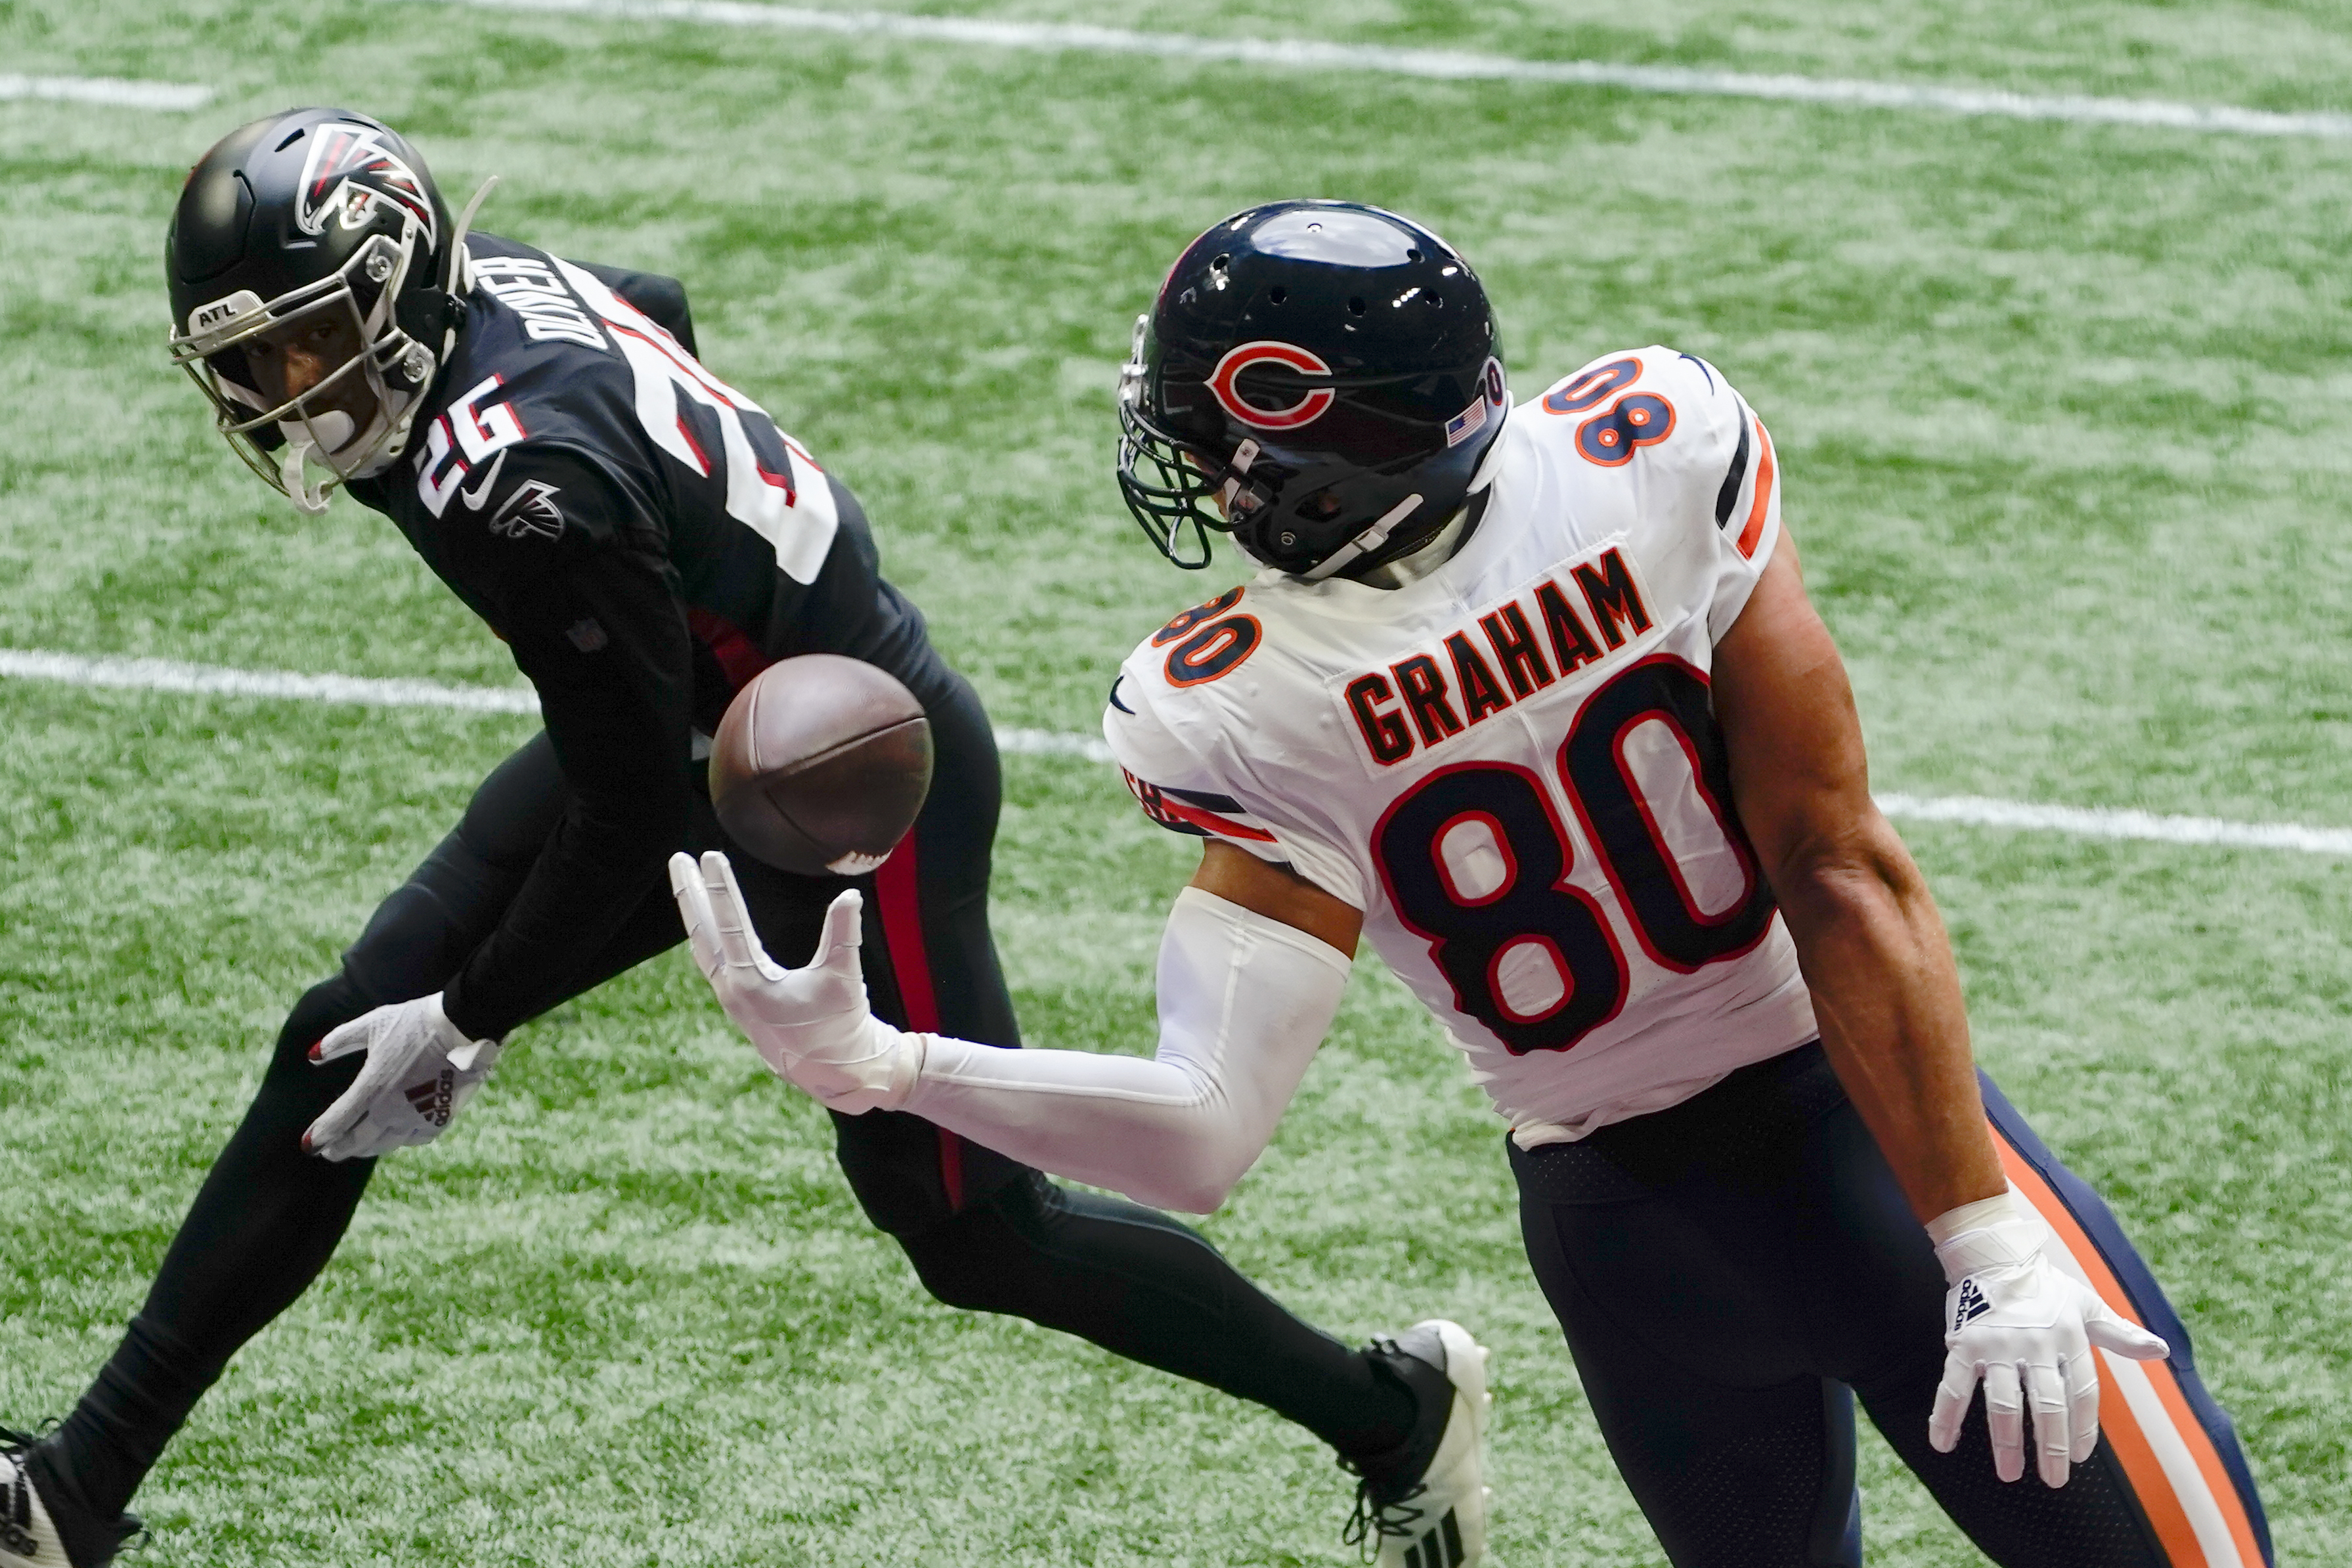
[1188,840,1362,957]
[1714,527,2171,1483]
[1709,533,2003,1221]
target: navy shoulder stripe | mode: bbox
[1713,408,1752,528]
[1161,783,1248,813]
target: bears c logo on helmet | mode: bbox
[295,121,438,246]
[1206,340,1336,431]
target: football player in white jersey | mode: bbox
[672,203,2273,1568]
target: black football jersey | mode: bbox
[345,232,950,1037]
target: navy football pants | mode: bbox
[42,670,1417,1521]
[1513,1042,2272,1567]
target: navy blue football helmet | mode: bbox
[1117,201,1508,578]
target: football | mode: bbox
[708,655,934,877]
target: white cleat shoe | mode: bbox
[0,1433,138,1568]
[0,1441,72,1568]
[1349,1320,1492,1568]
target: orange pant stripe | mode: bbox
[1992,1130,2266,1568]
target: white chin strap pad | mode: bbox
[1301,490,1425,583]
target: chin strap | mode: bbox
[1301,393,1517,586]
[446,179,497,288]
[442,176,498,346]
[1351,502,1474,591]
[1300,491,1425,584]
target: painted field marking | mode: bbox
[0,647,541,714]
[5,647,2345,856]
[1873,793,2352,858]
[395,0,2352,141]
[0,74,212,111]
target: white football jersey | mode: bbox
[1105,346,1819,1146]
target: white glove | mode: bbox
[667,850,922,1114]
[302,993,502,1163]
[1927,1188,2170,1487]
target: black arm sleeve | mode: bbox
[438,469,697,1040]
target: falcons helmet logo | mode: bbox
[295,121,439,246]
[487,479,565,541]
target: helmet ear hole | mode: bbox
[1347,296,1366,316]
[1298,489,1345,522]
[1268,286,1287,305]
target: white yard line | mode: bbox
[398,0,2352,141]
[0,74,211,111]
[0,647,540,714]
[4,647,2342,856]
[994,726,1116,764]
[1872,793,2352,857]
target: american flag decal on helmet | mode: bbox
[1445,357,1507,448]
[1443,393,1488,448]
[295,121,437,246]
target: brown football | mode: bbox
[708,655,934,877]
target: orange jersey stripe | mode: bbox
[1992,1134,2265,1567]
[1734,418,1777,559]
[1152,792,1279,843]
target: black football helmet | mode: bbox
[165,108,488,513]
[1117,201,1509,579]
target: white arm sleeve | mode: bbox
[899,886,1351,1213]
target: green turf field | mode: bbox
[3,2,2349,1563]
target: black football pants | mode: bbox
[43,670,1415,1521]
[1512,1042,2273,1568]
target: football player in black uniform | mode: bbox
[0,110,1478,1568]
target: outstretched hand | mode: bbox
[667,850,921,1113]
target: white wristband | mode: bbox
[1925,1186,2045,1285]
[1925,1185,2024,1249]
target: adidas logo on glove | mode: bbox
[1951,1277,1992,1332]
[403,1068,457,1128]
